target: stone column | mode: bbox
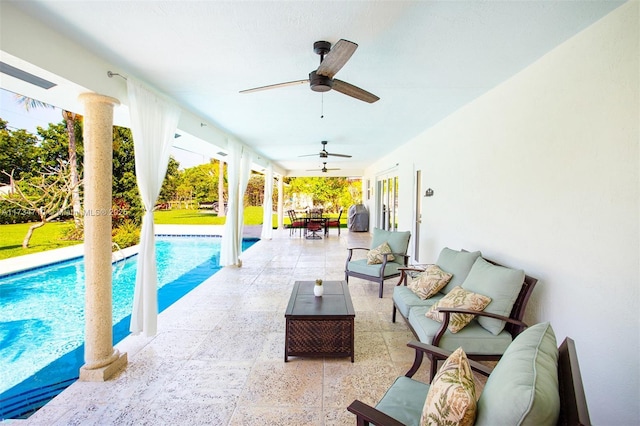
[78,93,127,381]
[277,176,284,229]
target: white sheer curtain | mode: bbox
[221,141,253,266]
[260,164,273,240]
[127,78,181,336]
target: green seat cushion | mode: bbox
[461,257,525,335]
[436,248,482,294]
[347,258,403,278]
[375,376,430,426]
[408,306,512,355]
[476,322,560,426]
[371,228,411,265]
[393,286,443,318]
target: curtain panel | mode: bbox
[260,164,273,240]
[221,141,253,266]
[127,78,181,336]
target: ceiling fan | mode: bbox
[299,140,352,159]
[239,39,379,103]
[307,162,341,173]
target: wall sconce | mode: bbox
[424,188,434,197]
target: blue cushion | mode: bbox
[393,286,443,318]
[476,322,560,426]
[436,248,482,294]
[408,306,512,354]
[375,376,429,426]
[461,257,525,335]
[370,228,411,265]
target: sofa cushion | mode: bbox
[375,376,430,426]
[367,241,395,264]
[461,257,525,335]
[408,265,453,299]
[426,286,492,333]
[393,286,443,318]
[347,258,403,278]
[421,347,477,426]
[371,228,411,265]
[408,306,513,354]
[476,322,560,426]
[436,248,482,294]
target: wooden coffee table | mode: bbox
[284,280,355,362]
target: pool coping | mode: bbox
[0,224,239,277]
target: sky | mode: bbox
[0,88,206,169]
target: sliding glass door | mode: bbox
[376,175,398,231]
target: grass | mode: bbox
[153,206,265,225]
[0,221,81,261]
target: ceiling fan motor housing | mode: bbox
[309,70,333,92]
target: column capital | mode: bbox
[78,92,120,107]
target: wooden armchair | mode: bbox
[345,228,411,298]
[347,322,591,426]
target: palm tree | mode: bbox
[15,96,83,229]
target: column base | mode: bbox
[79,351,128,382]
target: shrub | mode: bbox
[112,219,140,249]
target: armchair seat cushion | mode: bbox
[375,376,430,426]
[408,306,513,355]
[347,258,404,278]
[393,286,443,318]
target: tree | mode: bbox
[3,162,79,248]
[112,126,142,223]
[0,119,41,184]
[285,176,361,212]
[158,156,181,203]
[14,96,83,228]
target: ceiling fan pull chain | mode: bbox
[321,93,324,119]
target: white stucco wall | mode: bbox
[364,2,639,424]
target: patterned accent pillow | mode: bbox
[426,286,491,333]
[421,347,477,426]
[408,265,453,300]
[366,241,395,265]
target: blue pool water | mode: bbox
[0,236,257,419]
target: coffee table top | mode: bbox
[285,281,355,318]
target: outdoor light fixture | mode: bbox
[424,188,434,197]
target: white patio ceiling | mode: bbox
[0,0,625,176]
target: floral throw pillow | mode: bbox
[421,347,477,426]
[408,265,453,300]
[426,286,491,333]
[366,241,395,265]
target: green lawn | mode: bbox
[0,221,81,260]
[153,206,265,225]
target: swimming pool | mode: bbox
[0,236,257,419]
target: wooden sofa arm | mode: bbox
[432,307,528,348]
[347,400,405,426]
[405,340,493,379]
[397,265,431,286]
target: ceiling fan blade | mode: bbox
[333,79,380,103]
[299,153,320,158]
[327,152,352,158]
[317,39,357,79]
[239,79,309,94]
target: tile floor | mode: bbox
[21,228,435,425]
